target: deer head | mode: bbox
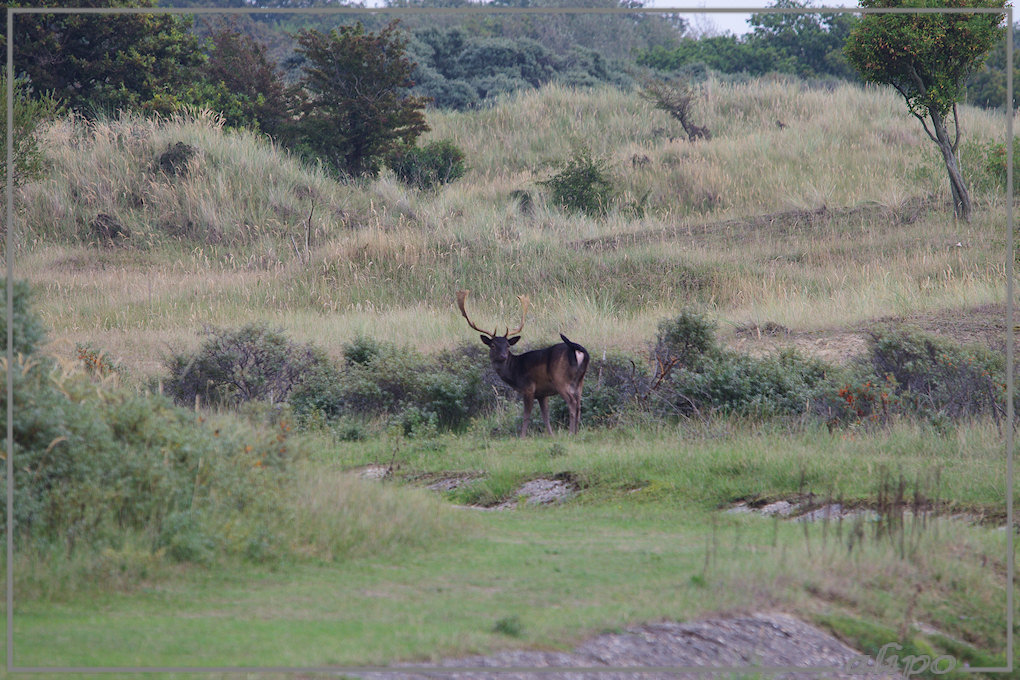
[456,289,529,364]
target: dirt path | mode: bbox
[350,612,900,679]
[725,303,1007,365]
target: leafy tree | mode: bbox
[291,21,429,177]
[197,22,292,137]
[6,0,204,117]
[456,36,558,94]
[407,27,629,110]
[844,0,1006,222]
[393,0,683,63]
[557,46,616,87]
[636,2,858,81]
[748,0,859,80]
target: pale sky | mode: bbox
[643,0,861,37]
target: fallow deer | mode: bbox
[457,290,590,437]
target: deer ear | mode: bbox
[480,334,493,346]
[507,336,521,345]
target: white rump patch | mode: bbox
[575,350,585,365]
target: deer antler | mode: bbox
[507,295,529,336]
[456,290,496,337]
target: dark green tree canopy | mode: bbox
[748,0,859,79]
[197,22,293,137]
[6,0,204,117]
[292,21,429,177]
[406,26,628,110]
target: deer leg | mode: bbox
[573,378,586,434]
[520,393,533,438]
[565,385,582,435]
[539,396,553,436]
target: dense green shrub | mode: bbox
[0,279,47,357]
[668,348,834,419]
[654,310,719,372]
[1,77,63,189]
[540,147,616,217]
[3,355,290,562]
[163,322,328,408]
[290,339,495,436]
[979,137,1020,193]
[812,327,1007,430]
[639,312,1009,428]
[643,311,837,421]
[386,139,467,190]
[169,317,1009,440]
[860,326,1004,422]
[287,359,346,422]
[407,29,628,110]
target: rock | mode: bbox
[351,612,902,679]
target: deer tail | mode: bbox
[560,334,589,368]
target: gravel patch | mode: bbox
[492,478,577,510]
[350,612,901,679]
[727,499,878,523]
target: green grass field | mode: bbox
[7,76,1018,675]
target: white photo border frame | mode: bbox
[4,3,1014,674]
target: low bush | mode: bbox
[540,147,616,217]
[165,317,1008,440]
[290,338,496,436]
[979,136,1020,193]
[386,139,467,190]
[163,322,329,408]
[664,348,835,419]
[654,309,718,373]
[819,326,1007,429]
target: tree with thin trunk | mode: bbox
[844,0,1005,222]
[639,76,711,141]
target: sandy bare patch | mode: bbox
[726,303,1007,365]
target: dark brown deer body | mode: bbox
[457,290,589,437]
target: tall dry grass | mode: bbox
[15,78,1014,377]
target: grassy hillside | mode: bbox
[7,76,1018,673]
[15,78,1012,378]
